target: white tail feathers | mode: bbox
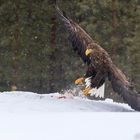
[85,77,105,98]
[89,84,105,98]
[85,77,92,87]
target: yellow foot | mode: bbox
[83,87,92,96]
[75,77,84,85]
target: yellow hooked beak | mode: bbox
[85,49,93,56]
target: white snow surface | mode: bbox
[0,91,140,140]
[0,91,134,112]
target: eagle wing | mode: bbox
[56,6,93,64]
[89,47,140,111]
[108,63,140,111]
[56,6,106,98]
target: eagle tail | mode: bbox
[109,64,140,111]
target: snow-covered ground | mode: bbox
[0,91,140,140]
[0,91,134,112]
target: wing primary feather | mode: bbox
[55,5,70,23]
[56,5,91,64]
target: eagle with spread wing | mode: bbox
[56,6,140,111]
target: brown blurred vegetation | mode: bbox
[0,0,139,100]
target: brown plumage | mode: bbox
[56,6,140,111]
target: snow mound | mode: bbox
[0,91,140,140]
[0,91,133,112]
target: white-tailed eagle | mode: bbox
[56,6,140,111]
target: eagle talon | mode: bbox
[83,87,92,96]
[75,77,84,85]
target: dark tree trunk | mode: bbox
[112,0,118,29]
[11,0,21,91]
[111,0,118,58]
[48,13,57,93]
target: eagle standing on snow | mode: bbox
[56,6,140,111]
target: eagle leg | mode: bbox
[75,77,84,85]
[83,86,92,96]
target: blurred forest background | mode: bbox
[0,0,139,100]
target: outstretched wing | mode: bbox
[56,6,93,64]
[109,64,140,111]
